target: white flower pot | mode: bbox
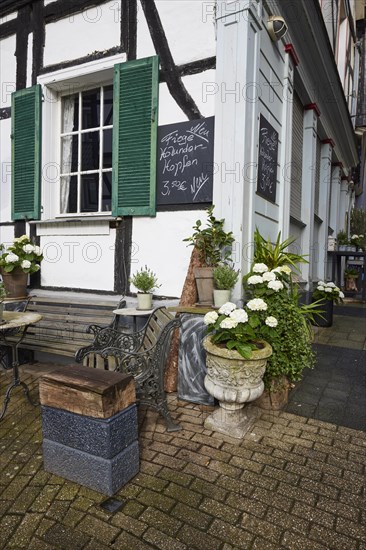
[137,293,153,310]
[213,289,231,308]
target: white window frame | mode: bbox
[37,53,126,221]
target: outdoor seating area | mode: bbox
[0,302,365,549]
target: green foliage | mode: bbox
[0,283,6,301]
[130,266,160,293]
[344,267,359,279]
[350,208,366,237]
[213,264,239,290]
[252,228,308,271]
[336,230,348,245]
[0,235,43,274]
[183,206,235,267]
[204,301,276,359]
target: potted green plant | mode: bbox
[184,206,235,305]
[311,281,344,327]
[336,230,348,251]
[243,230,315,410]
[344,267,359,292]
[213,264,239,307]
[0,235,43,298]
[202,301,273,438]
[130,266,160,310]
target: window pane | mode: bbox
[60,175,77,213]
[82,88,100,129]
[81,131,99,171]
[61,135,78,174]
[81,173,99,212]
[103,129,112,168]
[104,85,113,125]
[102,172,112,211]
[62,94,79,132]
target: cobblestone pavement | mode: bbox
[1,363,365,549]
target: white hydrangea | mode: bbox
[246,298,268,311]
[21,260,31,269]
[318,281,326,286]
[22,244,35,254]
[280,265,292,275]
[324,287,333,293]
[218,302,237,315]
[262,271,276,282]
[325,282,336,288]
[203,311,219,325]
[339,291,345,299]
[317,285,325,291]
[252,263,268,273]
[265,316,278,328]
[267,280,284,292]
[33,246,42,256]
[5,253,19,263]
[247,275,263,285]
[220,317,238,329]
[230,309,248,323]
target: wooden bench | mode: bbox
[4,295,126,359]
[75,306,182,432]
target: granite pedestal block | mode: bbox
[43,438,139,496]
[41,404,138,459]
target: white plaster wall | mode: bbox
[136,1,156,59]
[39,232,116,290]
[156,1,215,65]
[131,210,206,298]
[44,1,120,67]
[0,12,17,24]
[0,35,16,107]
[158,82,187,125]
[182,70,216,118]
[0,118,12,223]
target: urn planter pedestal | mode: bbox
[203,337,272,439]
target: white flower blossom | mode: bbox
[317,285,325,291]
[33,246,42,256]
[267,280,284,292]
[246,298,268,311]
[262,271,276,282]
[339,291,345,299]
[324,287,333,293]
[247,275,263,285]
[230,309,248,323]
[5,253,19,263]
[218,302,237,315]
[252,263,268,273]
[220,317,238,329]
[318,281,326,286]
[325,282,335,288]
[21,260,31,269]
[280,265,292,274]
[265,316,278,328]
[22,244,35,254]
[203,311,219,325]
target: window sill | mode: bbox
[29,216,122,224]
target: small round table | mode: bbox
[113,307,153,332]
[0,311,42,420]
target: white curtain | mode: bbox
[60,97,75,214]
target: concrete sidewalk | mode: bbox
[0,307,366,549]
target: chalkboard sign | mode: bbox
[157,116,214,206]
[256,114,278,203]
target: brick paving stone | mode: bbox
[70,496,95,512]
[199,497,241,525]
[27,538,55,550]
[241,513,283,544]
[106,530,154,550]
[281,530,327,549]
[42,522,91,549]
[229,455,264,474]
[139,507,182,536]
[292,500,335,528]
[35,518,55,537]
[31,485,61,513]
[262,464,300,485]
[190,477,230,501]
[265,506,310,536]
[208,518,255,548]
[177,524,222,550]
[7,512,43,548]
[322,472,364,494]
[157,467,193,487]
[216,475,255,498]
[183,461,220,483]
[9,486,43,514]
[62,508,85,528]
[134,472,169,492]
[110,512,147,537]
[191,433,224,448]
[336,516,366,541]
[327,453,364,473]
[207,459,243,479]
[139,460,162,476]
[252,536,284,550]
[164,482,203,507]
[285,461,322,481]
[251,486,293,513]
[169,436,201,452]
[171,502,212,530]
[277,482,318,506]
[136,488,175,512]
[44,499,71,521]
[226,493,268,518]
[176,448,211,466]
[240,469,279,490]
[309,523,358,549]
[77,515,120,545]
[143,526,188,549]
[316,495,361,521]
[153,453,187,470]
[298,477,340,499]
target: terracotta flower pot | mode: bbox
[1,268,28,299]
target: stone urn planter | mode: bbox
[203,336,272,438]
[137,292,153,310]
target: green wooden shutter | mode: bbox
[11,85,42,220]
[112,56,159,217]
